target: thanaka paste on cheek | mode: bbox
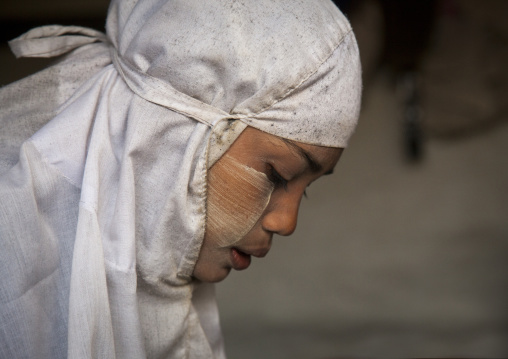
[206,154,274,248]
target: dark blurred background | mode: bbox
[2,0,507,357]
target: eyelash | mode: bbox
[268,166,289,191]
[267,165,310,198]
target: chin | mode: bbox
[193,267,231,283]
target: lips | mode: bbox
[230,245,271,271]
[231,248,251,270]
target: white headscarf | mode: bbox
[0,0,361,358]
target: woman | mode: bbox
[0,0,361,358]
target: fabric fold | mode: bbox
[9,25,109,58]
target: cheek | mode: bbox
[206,155,274,247]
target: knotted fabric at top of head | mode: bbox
[8,0,362,150]
[106,0,362,148]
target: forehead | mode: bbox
[226,127,343,172]
[281,138,343,173]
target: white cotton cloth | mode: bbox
[0,1,361,358]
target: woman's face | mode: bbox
[193,127,343,282]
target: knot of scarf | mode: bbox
[9,25,246,129]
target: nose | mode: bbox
[261,194,302,236]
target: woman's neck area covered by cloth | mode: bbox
[0,0,361,358]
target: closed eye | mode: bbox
[267,165,289,191]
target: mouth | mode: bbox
[231,248,251,271]
[230,245,271,271]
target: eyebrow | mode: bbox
[280,138,324,174]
